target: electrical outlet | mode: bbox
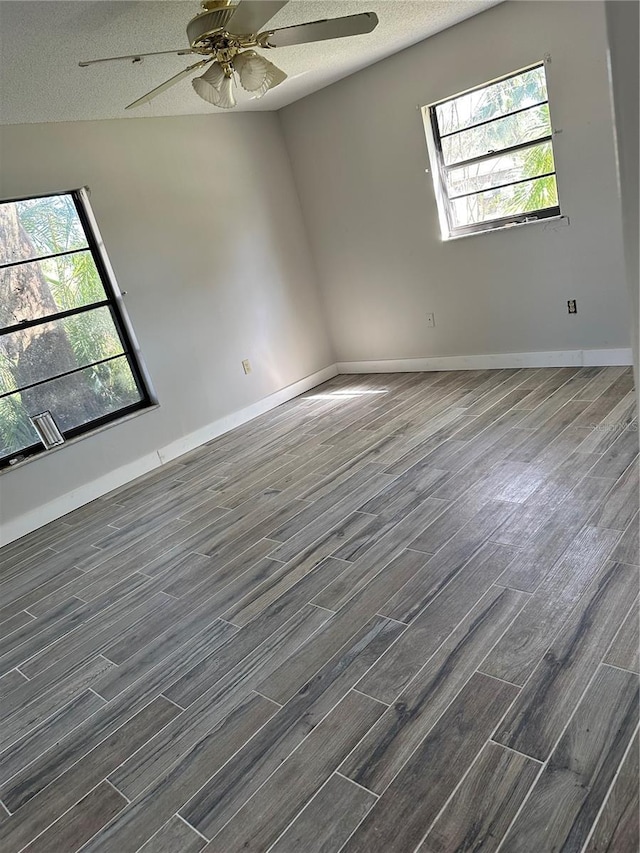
[242,359,252,375]
[426,313,436,328]
[567,300,577,314]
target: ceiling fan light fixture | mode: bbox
[193,61,237,108]
[200,60,226,89]
[216,73,237,108]
[235,50,269,92]
[79,3,379,112]
[234,52,288,99]
[251,57,287,98]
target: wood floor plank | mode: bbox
[0,669,28,698]
[490,502,551,546]
[451,388,533,439]
[339,673,518,853]
[583,730,639,853]
[577,392,637,454]
[611,510,639,565]
[191,495,312,563]
[358,541,518,702]
[181,615,402,839]
[80,694,279,853]
[0,567,84,624]
[20,780,127,853]
[417,742,540,853]
[0,610,34,641]
[269,466,394,543]
[527,423,593,470]
[222,515,373,626]
[357,463,449,518]
[0,689,105,787]
[137,550,214,586]
[493,561,639,760]
[179,538,280,604]
[101,595,187,664]
[20,591,175,679]
[574,365,629,402]
[499,665,638,852]
[407,490,493,556]
[312,498,452,611]
[587,425,638,480]
[342,586,527,791]
[382,412,474,477]
[482,526,622,685]
[268,772,376,853]
[111,604,330,799]
[0,696,181,852]
[267,508,373,565]
[162,556,347,709]
[0,653,114,727]
[513,367,583,409]
[0,571,151,675]
[524,450,600,507]
[506,400,590,462]
[138,816,206,853]
[0,367,630,853]
[382,501,516,624]
[334,497,447,564]
[0,652,200,815]
[220,555,346,628]
[0,552,84,613]
[201,690,385,853]
[497,475,616,592]
[257,548,428,705]
[93,617,237,702]
[588,462,639,530]
[603,596,639,673]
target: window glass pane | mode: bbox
[0,194,88,266]
[0,306,126,395]
[447,141,555,198]
[0,250,107,327]
[436,65,547,136]
[0,190,152,466]
[450,175,559,227]
[0,355,143,454]
[441,104,551,166]
[0,394,40,458]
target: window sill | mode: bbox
[0,402,160,476]
[443,214,569,241]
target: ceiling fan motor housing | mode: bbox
[187,5,238,50]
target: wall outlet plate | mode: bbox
[567,300,577,314]
[242,359,252,374]
[426,313,436,328]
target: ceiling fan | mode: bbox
[79,0,379,110]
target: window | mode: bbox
[0,188,154,468]
[424,62,561,239]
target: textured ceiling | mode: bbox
[0,0,501,124]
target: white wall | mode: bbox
[605,0,639,409]
[0,112,334,543]
[280,0,632,365]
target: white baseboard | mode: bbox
[1,364,338,546]
[156,364,338,464]
[336,348,633,373]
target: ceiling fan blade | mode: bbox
[263,12,378,48]
[125,59,211,109]
[79,49,194,68]
[225,0,288,35]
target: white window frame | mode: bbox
[422,59,562,240]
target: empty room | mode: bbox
[0,1,638,851]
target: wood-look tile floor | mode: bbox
[1,366,638,853]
